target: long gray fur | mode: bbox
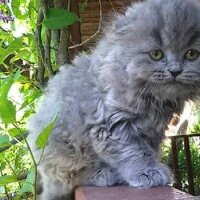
[27,0,200,199]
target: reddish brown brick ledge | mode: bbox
[75,186,196,200]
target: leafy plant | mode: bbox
[190,104,200,133]
[0,71,58,199]
[43,8,79,29]
[162,137,200,195]
[0,0,80,198]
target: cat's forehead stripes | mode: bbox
[151,28,163,47]
[118,0,200,51]
[186,31,200,47]
[152,0,199,48]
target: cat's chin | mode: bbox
[153,82,192,101]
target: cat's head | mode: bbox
[98,0,200,102]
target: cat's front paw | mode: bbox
[129,164,171,188]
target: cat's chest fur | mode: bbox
[102,98,180,151]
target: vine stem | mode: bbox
[1,153,22,189]
[109,0,115,11]
[12,123,37,200]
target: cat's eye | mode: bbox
[184,49,200,61]
[149,50,164,61]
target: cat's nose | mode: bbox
[168,70,182,77]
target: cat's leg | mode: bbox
[90,126,171,188]
[38,159,123,200]
[38,167,73,200]
[37,145,80,200]
[39,175,72,200]
[81,164,125,186]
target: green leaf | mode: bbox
[10,50,31,63]
[12,0,28,20]
[0,70,21,98]
[19,168,35,194]
[0,71,20,123]
[0,38,24,64]
[35,114,58,149]
[9,37,24,50]
[43,8,79,29]
[0,76,14,99]
[20,110,33,121]
[13,69,21,81]
[28,1,38,21]
[20,89,41,110]
[8,128,21,137]
[0,98,16,123]
[0,135,11,148]
[14,154,21,170]
[0,175,18,186]
[0,51,7,65]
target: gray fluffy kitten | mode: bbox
[28,0,200,199]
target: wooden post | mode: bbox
[171,137,181,189]
[184,137,195,195]
[70,0,82,58]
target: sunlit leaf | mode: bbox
[12,0,28,20]
[9,38,24,50]
[0,76,14,98]
[28,1,38,21]
[0,175,18,186]
[14,69,21,81]
[0,135,11,148]
[20,89,41,110]
[14,154,21,170]
[0,71,20,123]
[10,50,31,63]
[0,38,24,64]
[35,114,58,149]
[0,98,16,123]
[0,70,21,98]
[43,8,79,29]
[20,110,33,121]
[8,128,21,137]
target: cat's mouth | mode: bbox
[151,70,200,85]
[168,77,186,84]
[152,77,181,84]
[153,76,196,85]
[151,77,200,100]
